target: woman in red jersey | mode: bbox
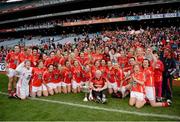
[143,59,170,107]
[129,64,146,108]
[99,59,107,78]
[62,61,72,93]
[42,64,54,96]
[31,60,45,97]
[71,60,83,93]
[106,61,117,94]
[5,45,21,97]
[52,64,63,94]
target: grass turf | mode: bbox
[0,74,180,121]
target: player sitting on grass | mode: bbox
[89,70,108,104]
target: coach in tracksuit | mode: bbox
[161,48,176,102]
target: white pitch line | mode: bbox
[0,91,180,120]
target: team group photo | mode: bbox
[0,0,180,121]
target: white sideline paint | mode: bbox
[0,91,180,120]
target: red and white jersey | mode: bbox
[31,54,40,67]
[44,58,54,67]
[93,54,103,61]
[43,71,53,84]
[76,57,88,66]
[136,56,144,64]
[143,67,154,87]
[72,66,82,83]
[131,71,145,93]
[6,51,20,69]
[106,67,116,83]
[63,66,73,84]
[99,66,107,78]
[118,56,128,68]
[82,71,92,82]
[19,52,32,63]
[31,67,45,87]
[91,66,100,77]
[91,77,106,88]
[114,68,124,87]
[53,69,62,83]
[154,60,164,82]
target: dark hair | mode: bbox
[130,57,136,61]
[143,59,150,67]
[48,64,54,68]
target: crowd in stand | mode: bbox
[4,26,179,108]
[8,6,180,30]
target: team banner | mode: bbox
[126,16,139,21]
[0,63,5,71]
[63,17,126,26]
[151,14,164,19]
[139,15,151,20]
[178,12,180,17]
[164,13,177,18]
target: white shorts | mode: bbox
[130,91,145,101]
[72,80,82,89]
[7,68,16,78]
[145,86,155,101]
[32,86,42,93]
[42,83,54,91]
[108,82,117,90]
[61,82,71,87]
[16,84,29,98]
[53,82,62,88]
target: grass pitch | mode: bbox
[0,74,180,121]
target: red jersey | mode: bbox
[91,77,106,88]
[137,56,144,64]
[82,70,92,82]
[118,56,128,68]
[32,67,45,87]
[43,71,53,84]
[53,69,62,83]
[19,52,32,63]
[154,60,164,82]
[53,56,61,66]
[93,54,103,61]
[72,66,82,83]
[5,51,20,69]
[114,68,124,87]
[59,57,66,65]
[63,66,72,84]
[31,54,40,67]
[44,58,54,67]
[99,66,107,78]
[131,71,145,93]
[76,57,88,66]
[144,67,154,87]
[106,67,116,83]
[91,66,100,77]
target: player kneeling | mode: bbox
[42,64,56,96]
[89,70,108,104]
[15,60,32,100]
[129,64,146,108]
[31,60,45,97]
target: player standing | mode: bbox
[5,45,20,97]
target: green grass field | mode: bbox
[0,74,180,121]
